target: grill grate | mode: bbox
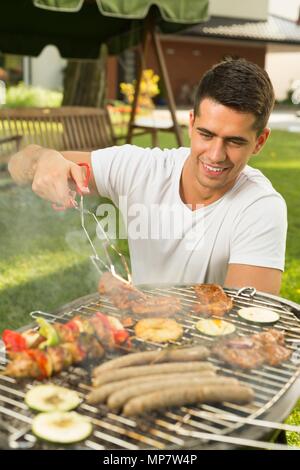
[1,286,300,450]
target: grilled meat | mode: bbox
[87,371,217,405]
[98,272,182,316]
[92,362,217,387]
[92,345,210,374]
[212,328,291,369]
[193,284,233,317]
[2,312,131,380]
[3,334,105,379]
[107,377,239,411]
[123,383,254,416]
[2,312,130,356]
[130,296,182,316]
[98,272,146,310]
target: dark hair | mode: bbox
[193,58,275,134]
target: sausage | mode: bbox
[92,362,217,387]
[87,371,217,405]
[92,346,210,376]
[123,384,254,416]
[107,377,239,411]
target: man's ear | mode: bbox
[253,128,271,155]
[188,110,194,139]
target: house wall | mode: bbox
[266,44,300,101]
[145,38,266,106]
[209,0,268,20]
[269,0,300,21]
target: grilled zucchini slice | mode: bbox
[25,384,81,412]
[32,411,92,444]
[195,318,236,336]
[237,307,280,325]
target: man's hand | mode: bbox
[8,145,91,209]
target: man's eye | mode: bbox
[228,140,243,147]
[200,133,212,139]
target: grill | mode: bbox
[1,285,300,450]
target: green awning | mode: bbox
[34,0,208,23]
[0,0,209,58]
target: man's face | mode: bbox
[187,98,270,197]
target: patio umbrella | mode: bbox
[0,0,209,59]
[0,0,209,145]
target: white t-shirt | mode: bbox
[91,145,287,286]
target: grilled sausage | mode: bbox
[107,377,239,411]
[87,371,217,405]
[92,346,210,375]
[123,383,254,416]
[92,362,217,387]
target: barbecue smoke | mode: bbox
[0,186,108,312]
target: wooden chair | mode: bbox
[0,107,118,167]
[0,134,23,168]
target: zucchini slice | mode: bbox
[195,318,236,337]
[25,384,81,412]
[32,411,92,444]
[237,307,280,325]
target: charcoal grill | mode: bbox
[1,285,300,450]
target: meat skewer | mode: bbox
[2,333,105,379]
[2,312,130,355]
[1,312,130,380]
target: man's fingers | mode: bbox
[54,182,77,208]
[31,157,89,207]
[32,175,73,208]
[70,164,90,194]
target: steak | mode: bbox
[98,272,182,316]
[212,328,292,369]
[193,284,233,316]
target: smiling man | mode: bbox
[8,58,287,294]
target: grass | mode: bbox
[249,130,300,305]
[0,128,299,445]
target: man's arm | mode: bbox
[8,145,98,208]
[225,264,282,296]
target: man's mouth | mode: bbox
[202,162,229,176]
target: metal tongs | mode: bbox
[74,162,132,284]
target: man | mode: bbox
[8,58,287,294]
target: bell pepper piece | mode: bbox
[26,349,51,379]
[113,329,130,345]
[2,329,27,352]
[36,318,60,349]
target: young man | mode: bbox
[8,59,287,294]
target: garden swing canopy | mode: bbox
[0,0,209,58]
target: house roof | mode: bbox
[180,14,300,46]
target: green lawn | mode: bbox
[0,128,299,445]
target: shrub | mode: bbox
[4,82,63,108]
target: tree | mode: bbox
[62,44,107,107]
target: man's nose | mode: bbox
[208,138,226,163]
